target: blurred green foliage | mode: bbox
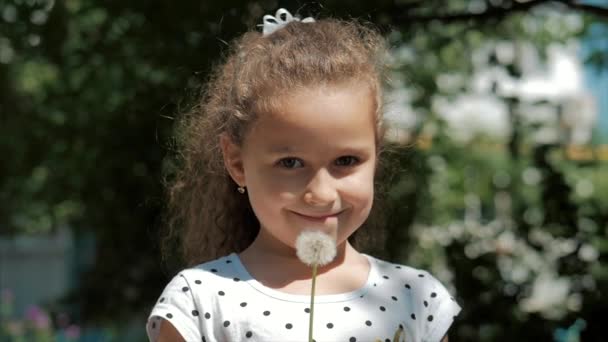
[1,0,607,341]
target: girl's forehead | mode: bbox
[244,83,377,150]
[266,82,374,117]
[288,81,373,100]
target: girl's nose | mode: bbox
[303,169,338,206]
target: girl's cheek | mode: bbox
[343,169,375,191]
[351,183,375,201]
[279,191,297,202]
[259,172,308,195]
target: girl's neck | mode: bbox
[238,236,366,288]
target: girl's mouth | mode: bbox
[292,211,342,221]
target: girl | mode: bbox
[147,9,461,342]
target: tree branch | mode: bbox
[560,0,608,18]
[394,0,608,25]
[396,0,550,24]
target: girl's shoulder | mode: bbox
[176,253,240,283]
[366,254,443,284]
[366,254,461,312]
[366,255,462,341]
[147,254,241,342]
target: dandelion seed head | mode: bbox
[295,230,337,266]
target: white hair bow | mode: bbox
[260,8,315,36]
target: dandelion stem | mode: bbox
[394,325,404,342]
[308,263,318,342]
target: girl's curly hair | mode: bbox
[161,17,391,269]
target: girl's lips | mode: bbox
[292,211,342,221]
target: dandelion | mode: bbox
[295,230,337,342]
[296,230,337,267]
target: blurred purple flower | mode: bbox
[65,324,81,340]
[25,305,51,330]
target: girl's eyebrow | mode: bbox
[267,145,372,155]
[267,145,296,154]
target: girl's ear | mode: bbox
[219,133,246,187]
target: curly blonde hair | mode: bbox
[162,17,390,268]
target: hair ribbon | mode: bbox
[260,8,315,36]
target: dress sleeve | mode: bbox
[419,273,462,342]
[146,273,203,342]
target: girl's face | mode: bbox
[221,82,377,256]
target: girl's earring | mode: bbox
[237,186,246,194]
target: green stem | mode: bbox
[308,263,318,342]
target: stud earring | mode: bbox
[237,186,246,194]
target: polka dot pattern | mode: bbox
[146,253,462,342]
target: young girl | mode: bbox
[147,9,461,342]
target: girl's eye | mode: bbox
[335,156,360,167]
[278,157,304,169]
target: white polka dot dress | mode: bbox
[146,253,462,342]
